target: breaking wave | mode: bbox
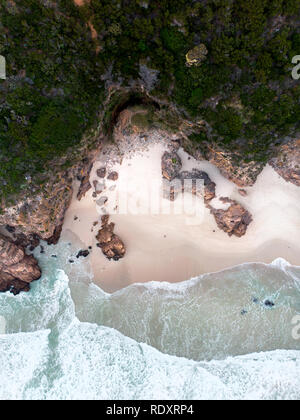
[0,245,300,400]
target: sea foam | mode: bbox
[0,256,299,400]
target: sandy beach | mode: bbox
[61,134,300,293]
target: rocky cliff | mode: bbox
[0,234,41,294]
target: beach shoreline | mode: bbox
[60,134,300,293]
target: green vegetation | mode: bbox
[0,0,300,201]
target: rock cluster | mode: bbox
[161,151,252,237]
[96,215,126,261]
[0,234,41,294]
[208,198,253,237]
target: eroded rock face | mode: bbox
[0,234,41,294]
[0,148,99,243]
[161,151,182,181]
[209,198,252,237]
[206,145,264,187]
[269,139,300,187]
[77,161,93,201]
[96,215,126,261]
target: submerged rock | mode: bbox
[209,198,253,237]
[96,216,126,261]
[76,250,90,259]
[0,234,41,295]
[264,300,275,308]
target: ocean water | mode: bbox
[0,241,300,400]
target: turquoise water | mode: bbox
[0,241,300,400]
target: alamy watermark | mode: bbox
[292,55,300,80]
[292,315,300,340]
[0,55,6,80]
[0,316,6,334]
[95,177,206,225]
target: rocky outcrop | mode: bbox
[179,170,216,203]
[77,164,93,201]
[0,147,99,243]
[269,139,300,187]
[163,169,216,203]
[209,198,252,237]
[96,215,126,261]
[161,151,182,181]
[206,145,264,187]
[0,234,41,294]
[0,181,73,245]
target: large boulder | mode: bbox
[209,198,252,237]
[0,234,41,294]
[96,216,126,261]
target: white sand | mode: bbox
[61,136,300,293]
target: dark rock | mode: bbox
[179,170,216,203]
[69,259,74,264]
[97,167,106,178]
[76,250,90,259]
[264,300,275,308]
[14,233,40,249]
[107,171,119,181]
[5,225,15,234]
[51,255,57,258]
[163,169,216,203]
[77,177,92,201]
[241,309,248,315]
[46,224,63,245]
